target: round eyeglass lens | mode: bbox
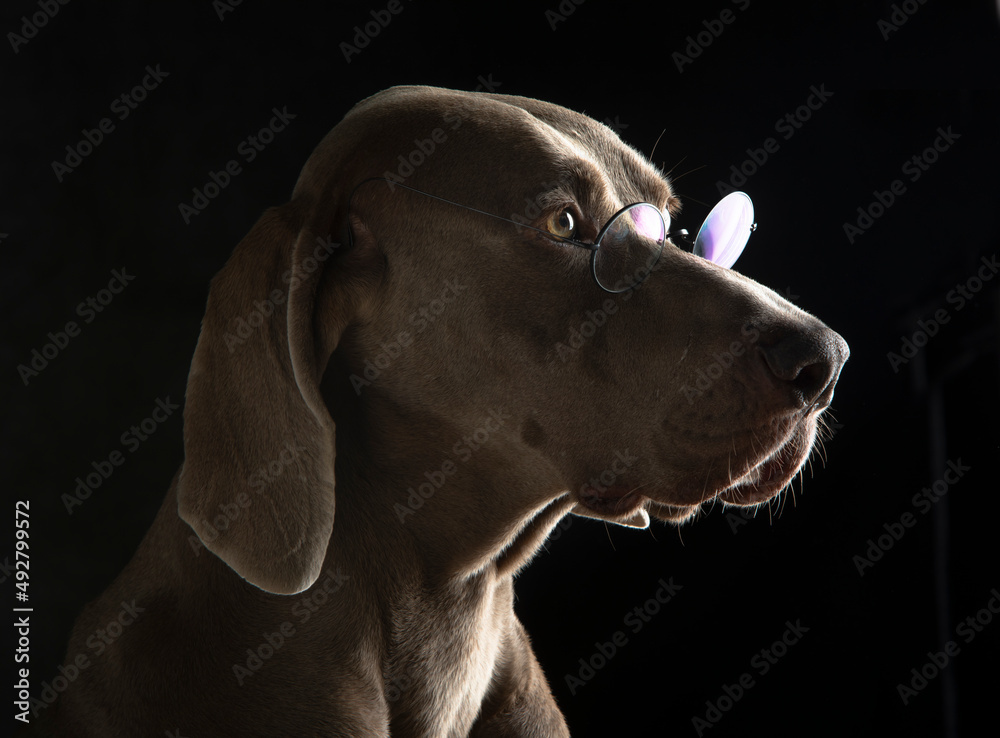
[592,203,666,293]
[693,191,755,269]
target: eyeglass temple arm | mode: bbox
[350,176,692,252]
[350,177,607,251]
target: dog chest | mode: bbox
[385,577,507,736]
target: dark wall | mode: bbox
[4,2,999,736]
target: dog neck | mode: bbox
[330,437,575,584]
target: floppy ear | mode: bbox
[177,200,348,595]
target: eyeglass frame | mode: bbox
[347,176,694,294]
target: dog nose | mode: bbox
[758,326,849,409]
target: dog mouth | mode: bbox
[574,412,823,525]
[577,484,647,521]
[716,418,814,506]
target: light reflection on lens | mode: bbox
[593,203,666,293]
[693,191,754,269]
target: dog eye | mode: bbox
[545,209,576,239]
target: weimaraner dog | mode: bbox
[41,86,847,736]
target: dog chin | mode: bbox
[572,488,651,529]
[646,500,700,525]
[717,417,817,506]
[573,413,821,527]
[574,497,703,528]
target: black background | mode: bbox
[3,1,1000,736]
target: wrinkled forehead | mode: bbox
[338,87,678,222]
[484,92,679,217]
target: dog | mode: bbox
[40,85,848,737]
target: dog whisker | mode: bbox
[661,156,707,188]
[651,132,669,167]
[700,460,717,506]
[603,520,617,550]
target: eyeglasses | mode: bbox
[348,177,756,294]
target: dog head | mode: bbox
[177,86,848,593]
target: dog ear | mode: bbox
[177,201,349,595]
